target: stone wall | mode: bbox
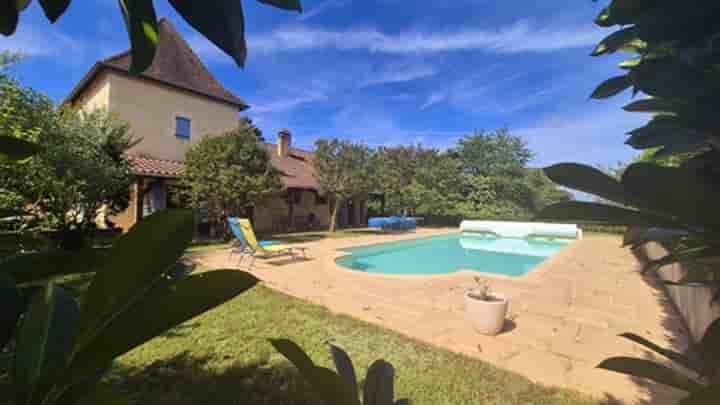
[638,241,720,343]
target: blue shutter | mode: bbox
[175,116,191,139]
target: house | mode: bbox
[66,18,367,234]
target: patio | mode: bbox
[189,228,691,404]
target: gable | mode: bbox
[66,18,248,110]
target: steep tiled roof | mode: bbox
[66,18,248,110]
[127,155,184,178]
[126,144,320,191]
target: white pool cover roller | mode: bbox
[460,220,581,239]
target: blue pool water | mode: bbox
[336,233,571,277]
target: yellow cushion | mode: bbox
[262,244,293,253]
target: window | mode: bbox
[175,116,191,139]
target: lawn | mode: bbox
[107,281,601,405]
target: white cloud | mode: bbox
[0,25,85,58]
[298,0,350,21]
[359,63,437,87]
[248,19,602,55]
[420,92,446,110]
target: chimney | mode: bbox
[277,129,291,157]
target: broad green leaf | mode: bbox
[619,333,702,373]
[364,360,395,405]
[330,343,358,400]
[119,0,159,74]
[592,27,638,56]
[537,201,685,229]
[603,0,654,26]
[622,163,720,229]
[0,136,39,161]
[271,339,360,405]
[169,0,247,67]
[623,98,682,113]
[74,210,194,353]
[0,273,21,349]
[75,385,131,405]
[698,319,720,378]
[1,248,106,284]
[395,400,410,405]
[543,163,628,205]
[594,7,612,27]
[16,0,31,11]
[0,1,19,35]
[681,385,720,405]
[67,270,257,381]
[257,0,302,12]
[597,357,703,392]
[625,117,708,151]
[14,284,80,405]
[619,57,641,70]
[631,58,720,100]
[38,0,71,22]
[591,75,632,99]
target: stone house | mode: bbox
[66,18,366,234]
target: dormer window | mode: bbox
[175,116,191,139]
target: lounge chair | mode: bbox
[227,218,253,265]
[237,218,308,268]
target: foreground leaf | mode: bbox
[75,385,132,405]
[169,0,246,67]
[364,360,395,405]
[75,210,194,352]
[681,385,720,404]
[119,0,159,74]
[620,333,701,373]
[67,270,257,381]
[38,0,71,22]
[0,136,39,161]
[0,1,19,36]
[543,163,627,205]
[591,27,638,56]
[591,75,632,99]
[697,319,720,378]
[257,0,302,11]
[14,284,80,405]
[1,248,106,284]
[0,273,21,349]
[537,201,684,228]
[271,339,360,405]
[598,357,703,392]
[330,343,358,400]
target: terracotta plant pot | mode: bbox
[464,291,509,336]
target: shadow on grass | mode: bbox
[108,351,319,405]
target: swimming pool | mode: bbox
[336,233,571,277]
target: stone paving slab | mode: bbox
[189,229,690,404]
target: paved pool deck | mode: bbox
[189,228,691,404]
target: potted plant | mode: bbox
[464,276,509,336]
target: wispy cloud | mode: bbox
[359,62,437,87]
[0,25,85,58]
[248,19,602,55]
[298,0,350,21]
[420,92,446,110]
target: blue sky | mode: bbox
[1,0,648,168]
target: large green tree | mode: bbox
[452,128,533,177]
[180,128,282,236]
[0,77,134,248]
[313,139,376,232]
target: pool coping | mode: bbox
[329,231,581,284]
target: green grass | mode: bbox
[108,283,601,405]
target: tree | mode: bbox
[539,1,720,400]
[0,76,134,248]
[313,139,376,232]
[180,127,282,237]
[452,128,533,177]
